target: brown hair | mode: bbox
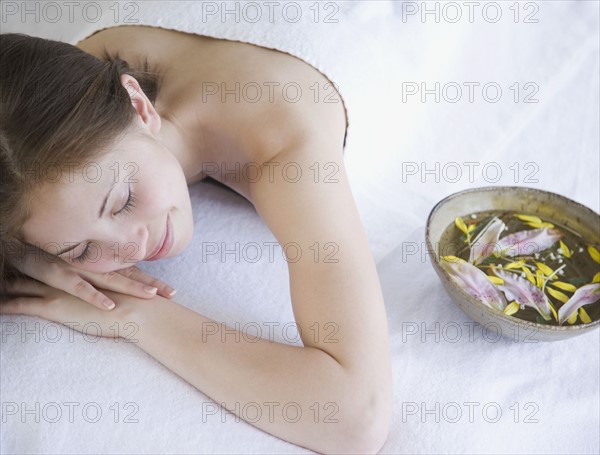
[0,32,163,289]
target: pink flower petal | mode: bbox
[469,217,506,265]
[441,258,507,311]
[557,283,600,325]
[496,227,562,258]
[492,268,553,321]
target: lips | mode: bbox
[145,214,174,261]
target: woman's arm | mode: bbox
[124,137,393,453]
[3,241,176,309]
[2,138,393,453]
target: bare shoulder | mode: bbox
[74,25,348,196]
[75,25,140,55]
[75,25,205,55]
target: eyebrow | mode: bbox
[55,182,118,256]
[56,242,79,256]
[99,181,118,218]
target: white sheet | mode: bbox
[1,1,598,453]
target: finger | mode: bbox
[1,279,48,296]
[0,296,41,316]
[84,269,160,300]
[115,267,177,299]
[65,276,116,311]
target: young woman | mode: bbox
[0,26,392,453]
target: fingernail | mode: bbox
[144,286,158,294]
[103,300,116,310]
[165,287,177,297]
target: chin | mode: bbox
[171,216,194,257]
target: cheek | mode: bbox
[64,246,137,274]
[137,166,188,212]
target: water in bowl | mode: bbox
[439,210,600,325]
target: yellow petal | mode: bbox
[548,301,558,321]
[467,224,476,232]
[535,269,544,288]
[503,301,520,316]
[455,217,469,235]
[550,281,577,292]
[579,307,592,324]
[487,276,504,285]
[526,221,555,229]
[593,272,600,284]
[535,262,554,277]
[567,310,578,324]
[547,287,569,303]
[559,240,572,258]
[521,265,536,285]
[504,260,525,270]
[516,214,542,223]
[442,255,465,263]
[588,245,600,264]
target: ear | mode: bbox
[120,74,162,136]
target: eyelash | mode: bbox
[74,245,92,263]
[116,186,137,216]
[73,187,137,263]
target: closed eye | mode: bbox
[73,186,136,263]
[73,243,92,263]
[116,185,136,216]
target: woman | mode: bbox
[0,26,392,454]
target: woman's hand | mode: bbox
[8,245,176,311]
[0,279,142,340]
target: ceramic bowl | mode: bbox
[425,186,600,342]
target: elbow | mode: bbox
[349,358,393,453]
[330,382,392,454]
[349,390,392,454]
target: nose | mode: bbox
[110,222,149,264]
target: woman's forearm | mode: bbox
[120,295,382,454]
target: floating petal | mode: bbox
[488,276,504,285]
[535,262,555,277]
[559,240,572,258]
[547,287,569,303]
[593,272,600,284]
[550,281,577,292]
[496,227,562,258]
[579,307,592,324]
[469,217,506,265]
[588,246,600,264]
[442,255,465,263]
[520,265,536,285]
[535,269,544,288]
[504,260,525,270]
[503,301,520,315]
[455,217,469,235]
[548,301,558,321]
[441,258,507,311]
[493,268,554,321]
[516,214,542,223]
[557,283,600,325]
[567,311,578,324]
[526,221,555,229]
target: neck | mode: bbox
[155,111,209,184]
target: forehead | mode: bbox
[20,139,146,245]
[30,132,150,196]
[20,168,111,244]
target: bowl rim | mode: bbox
[425,185,600,333]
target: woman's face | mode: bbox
[20,131,194,273]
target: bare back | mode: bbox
[76,25,348,200]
